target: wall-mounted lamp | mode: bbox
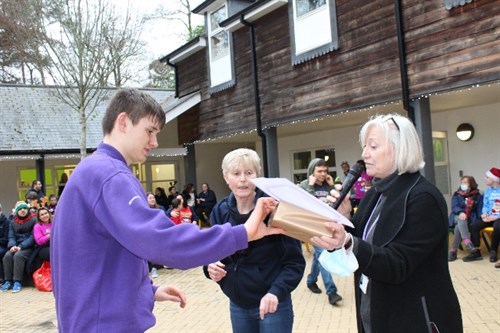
[456,123,474,142]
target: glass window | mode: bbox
[292,148,337,184]
[208,5,234,89]
[289,0,339,65]
[18,166,73,200]
[210,31,229,60]
[432,131,450,195]
[210,6,227,31]
[150,163,177,194]
[296,0,327,17]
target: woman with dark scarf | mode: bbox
[312,114,462,333]
[448,175,483,261]
[1,202,37,293]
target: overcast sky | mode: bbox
[117,0,204,58]
[110,0,204,85]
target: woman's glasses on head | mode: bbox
[386,116,400,131]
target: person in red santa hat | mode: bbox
[463,167,500,263]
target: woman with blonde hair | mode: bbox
[204,148,305,333]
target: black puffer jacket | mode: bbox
[7,213,36,249]
[204,190,305,309]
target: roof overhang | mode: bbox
[221,0,288,32]
[160,37,207,65]
[163,92,202,124]
[0,147,187,161]
[150,148,187,157]
[193,0,225,14]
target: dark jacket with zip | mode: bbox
[203,190,305,309]
[351,172,462,333]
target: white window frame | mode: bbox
[208,5,234,91]
[291,147,337,184]
[289,0,339,65]
[432,131,451,196]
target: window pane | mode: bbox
[293,151,311,170]
[210,5,227,31]
[433,137,447,163]
[315,148,335,167]
[210,31,229,60]
[293,173,307,184]
[19,169,36,188]
[151,164,176,182]
[44,169,53,186]
[296,0,327,17]
[435,165,450,195]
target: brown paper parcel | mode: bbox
[269,200,334,243]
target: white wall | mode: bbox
[278,124,364,180]
[195,142,257,200]
[432,103,500,194]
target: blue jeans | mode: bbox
[229,296,293,333]
[307,245,337,294]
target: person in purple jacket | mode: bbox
[51,88,280,333]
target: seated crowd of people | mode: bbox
[448,167,500,269]
[0,180,56,293]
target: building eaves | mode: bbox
[159,37,207,65]
[193,0,222,14]
[220,0,286,32]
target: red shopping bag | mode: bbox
[33,261,52,292]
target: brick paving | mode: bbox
[1,244,499,333]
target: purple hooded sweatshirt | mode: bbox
[51,143,248,332]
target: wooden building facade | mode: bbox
[164,0,499,143]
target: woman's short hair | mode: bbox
[102,88,166,135]
[221,148,262,177]
[359,113,425,174]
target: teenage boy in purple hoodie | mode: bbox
[51,88,280,333]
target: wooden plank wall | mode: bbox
[177,0,500,143]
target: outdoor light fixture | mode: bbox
[456,123,474,142]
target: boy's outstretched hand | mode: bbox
[244,197,283,241]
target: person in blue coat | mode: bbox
[204,148,305,333]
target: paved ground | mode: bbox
[1,244,499,333]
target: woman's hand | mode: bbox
[327,189,352,218]
[207,261,227,282]
[154,284,186,308]
[244,197,283,241]
[310,222,348,251]
[458,212,467,220]
[259,293,279,320]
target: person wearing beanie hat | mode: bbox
[14,202,29,216]
[0,201,37,293]
[486,167,500,183]
[463,167,500,263]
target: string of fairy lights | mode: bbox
[0,82,498,160]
